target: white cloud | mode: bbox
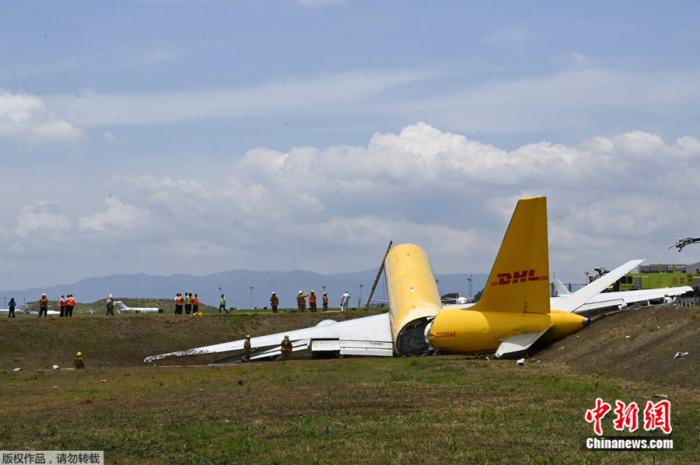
[79,197,151,234]
[570,51,590,65]
[3,123,699,283]
[15,202,71,237]
[47,69,435,126]
[0,91,84,142]
[391,67,700,135]
[95,123,699,278]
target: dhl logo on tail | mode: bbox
[491,269,548,286]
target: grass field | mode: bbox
[1,358,697,465]
[1,309,698,464]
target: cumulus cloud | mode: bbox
[3,123,699,283]
[15,202,71,237]
[97,123,699,278]
[79,197,151,234]
[0,91,84,142]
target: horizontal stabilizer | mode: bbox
[495,326,551,358]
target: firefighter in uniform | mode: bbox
[242,335,252,362]
[38,293,49,317]
[270,292,279,314]
[296,291,306,313]
[280,335,293,359]
[308,290,317,312]
[322,292,329,311]
[74,351,85,369]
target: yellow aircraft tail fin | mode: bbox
[474,196,550,314]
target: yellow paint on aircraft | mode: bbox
[385,196,587,356]
[385,243,442,346]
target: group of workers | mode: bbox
[174,292,202,315]
[7,293,78,317]
[294,290,351,312]
[8,288,358,319]
[215,290,353,313]
[58,294,77,317]
[241,334,293,362]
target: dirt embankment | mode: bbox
[538,306,700,388]
[0,311,380,370]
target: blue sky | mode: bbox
[1,1,699,290]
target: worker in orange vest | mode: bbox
[65,294,76,318]
[308,290,317,312]
[175,293,184,315]
[296,291,306,313]
[192,293,200,315]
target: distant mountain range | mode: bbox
[0,269,488,309]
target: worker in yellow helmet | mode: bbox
[74,351,85,369]
[280,335,293,359]
[242,335,252,362]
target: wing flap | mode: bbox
[495,326,551,358]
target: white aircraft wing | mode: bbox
[553,286,692,314]
[554,259,645,312]
[144,312,393,363]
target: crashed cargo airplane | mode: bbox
[145,196,691,363]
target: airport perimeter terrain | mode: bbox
[1,307,698,464]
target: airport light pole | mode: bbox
[467,274,473,299]
[358,284,364,308]
[249,286,254,310]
